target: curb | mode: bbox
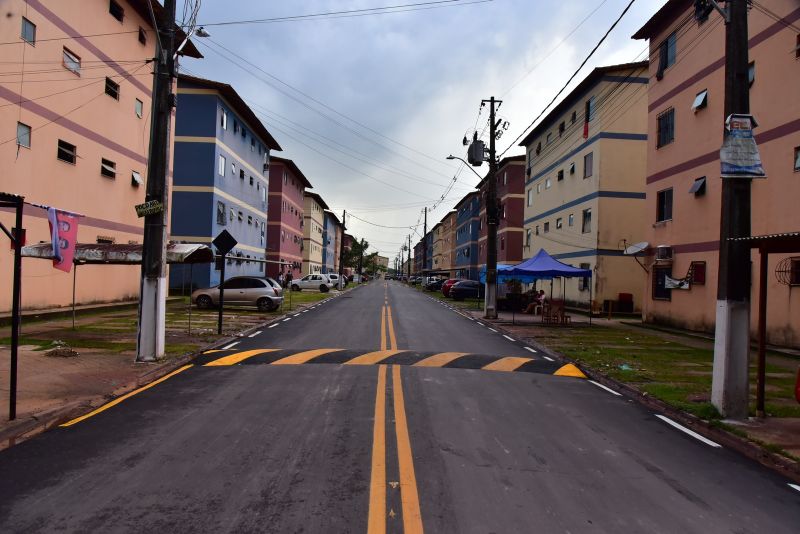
[0,286,361,450]
[477,314,800,485]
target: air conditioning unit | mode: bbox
[655,245,673,262]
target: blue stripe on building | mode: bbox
[524,191,646,225]
[525,132,648,186]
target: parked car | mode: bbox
[450,280,485,301]
[425,279,444,291]
[441,278,461,297]
[192,276,283,311]
[291,273,333,292]
[327,273,342,289]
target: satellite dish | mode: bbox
[624,241,649,255]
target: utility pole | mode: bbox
[712,0,751,419]
[483,97,501,320]
[136,0,177,362]
[407,234,411,281]
[337,210,346,289]
[422,207,428,277]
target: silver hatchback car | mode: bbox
[192,276,284,312]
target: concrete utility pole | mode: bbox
[422,207,428,277]
[483,97,501,320]
[137,0,177,362]
[712,0,751,418]
[337,210,346,289]
[407,235,411,281]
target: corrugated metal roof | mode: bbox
[729,232,800,242]
[21,243,214,264]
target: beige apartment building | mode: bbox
[633,0,800,346]
[441,210,457,277]
[520,62,649,311]
[302,191,327,274]
[431,221,444,273]
[0,0,199,312]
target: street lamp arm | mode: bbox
[445,155,484,180]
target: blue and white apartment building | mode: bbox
[321,210,341,274]
[519,62,648,310]
[169,74,282,290]
[454,191,480,280]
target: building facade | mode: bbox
[431,222,444,273]
[520,62,649,310]
[633,0,800,345]
[266,157,311,280]
[169,75,280,290]
[454,191,481,280]
[0,0,200,311]
[303,192,328,274]
[442,210,457,277]
[477,155,527,271]
[321,210,341,274]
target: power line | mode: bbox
[346,213,418,229]
[499,0,638,158]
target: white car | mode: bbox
[327,273,343,289]
[291,273,333,292]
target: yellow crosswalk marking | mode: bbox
[413,352,469,367]
[344,350,404,365]
[204,349,278,366]
[482,356,533,372]
[271,348,344,365]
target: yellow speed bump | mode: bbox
[414,352,468,368]
[482,356,532,372]
[204,349,278,366]
[272,348,344,365]
[553,363,587,378]
[345,350,404,365]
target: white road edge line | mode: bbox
[543,356,554,361]
[524,347,537,353]
[221,341,239,350]
[789,483,800,493]
[588,380,622,397]
[654,414,721,448]
[247,331,262,338]
[293,314,301,317]
[302,310,309,313]
[283,318,291,322]
[476,322,484,327]
[503,335,515,341]
[268,324,279,329]
[488,328,498,333]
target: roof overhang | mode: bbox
[21,242,214,264]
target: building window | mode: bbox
[794,146,800,172]
[16,122,31,148]
[583,152,593,178]
[653,267,672,300]
[536,183,542,193]
[535,225,540,235]
[791,259,800,285]
[557,169,564,181]
[657,31,677,78]
[525,228,532,247]
[569,162,575,175]
[231,162,237,175]
[21,17,36,45]
[656,188,673,222]
[57,139,76,164]
[229,208,235,222]
[500,237,505,251]
[581,208,592,234]
[239,169,245,180]
[536,142,541,155]
[104,77,120,100]
[571,111,577,124]
[109,0,124,22]
[217,201,226,225]
[234,120,239,134]
[796,34,800,59]
[568,213,574,227]
[690,261,706,285]
[544,222,550,233]
[218,155,226,176]
[689,176,706,196]
[657,108,675,148]
[527,188,533,207]
[546,132,552,145]
[585,96,596,122]
[241,127,246,139]
[138,27,147,45]
[556,217,563,229]
[249,175,254,186]
[247,215,253,225]
[135,98,143,118]
[692,89,708,112]
[63,47,81,75]
[558,122,565,137]
[100,158,116,178]
[220,109,227,130]
[748,61,755,87]
[237,211,243,221]
[545,178,552,189]
[131,171,143,187]
[251,138,256,152]
[579,263,590,290]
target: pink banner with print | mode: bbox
[47,208,80,272]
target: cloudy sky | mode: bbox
[178,0,667,262]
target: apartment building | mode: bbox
[414,240,424,274]
[633,0,800,345]
[520,62,649,310]
[0,0,200,311]
[169,74,280,289]
[454,191,481,279]
[303,191,328,274]
[266,157,311,279]
[322,210,341,274]
[431,221,444,272]
[441,210,457,277]
[477,155,527,271]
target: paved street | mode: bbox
[0,280,799,533]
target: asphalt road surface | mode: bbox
[1,280,799,533]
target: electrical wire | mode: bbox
[346,212,418,229]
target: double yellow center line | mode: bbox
[370,291,423,533]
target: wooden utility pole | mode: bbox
[712,0,751,418]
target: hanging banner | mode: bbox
[47,208,81,272]
[720,114,766,179]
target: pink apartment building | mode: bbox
[0,0,200,312]
[266,156,312,280]
[477,155,526,270]
[633,0,800,346]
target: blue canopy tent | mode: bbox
[483,249,593,323]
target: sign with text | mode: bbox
[720,114,766,179]
[135,200,164,217]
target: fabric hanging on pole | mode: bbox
[47,207,81,272]
[664,275,691,290]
